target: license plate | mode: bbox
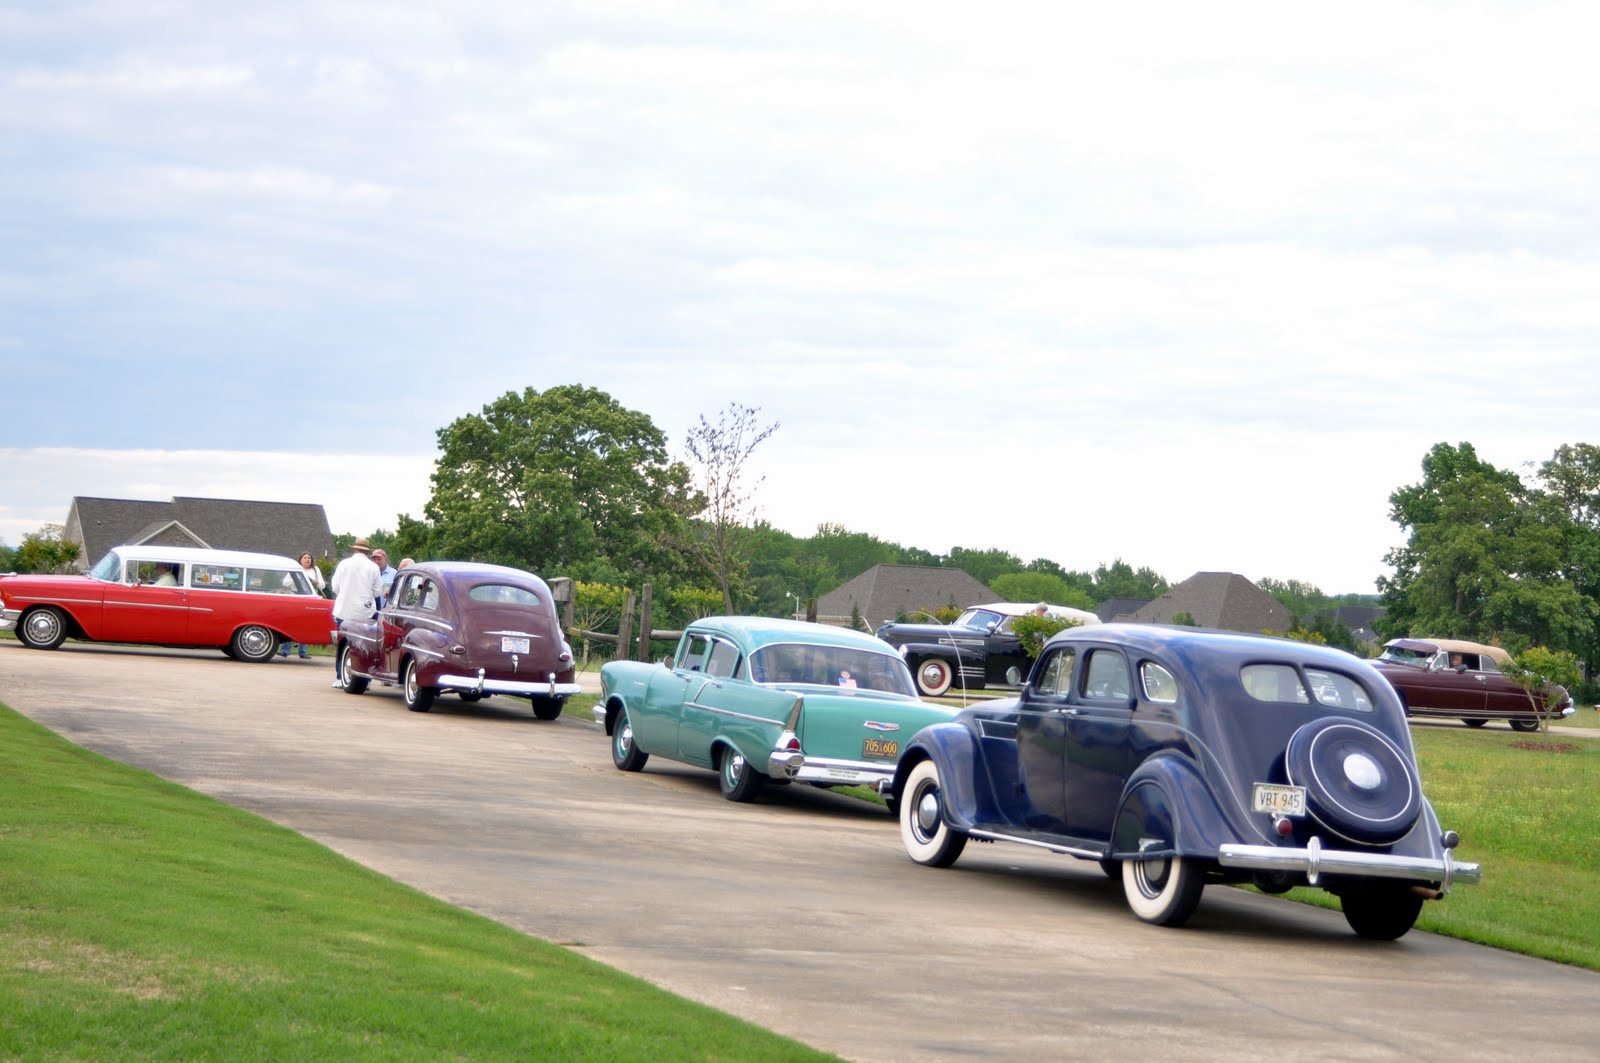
[501,637,530,653]
[862,737,899,760]
[1252,782,1306,816]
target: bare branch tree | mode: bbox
[685,403,780,612]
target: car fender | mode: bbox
[1111,752,1236,860]
[894,640,964,667]
[893,723,982,831]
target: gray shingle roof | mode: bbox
[65,496,334,570]
[815,564,998,628]
[1095,597,1151,622]
[1124,571,1292,633]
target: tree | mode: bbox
[990,572,1095,610]
[1508,646,1582,733]
[1090,560,1169,603]
[1011,614,1085,657]
[684,403,779,612]
[13,524,80,574]
[0,538,14,572]
[419,385,697,583]
[1378,442,1593,652]
[947,546,1024,587]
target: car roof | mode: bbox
[410,561,551,589]
[690,615,905,654]
[1052,622,1363,669]
[99,545,304,568]
[970,601,1102,625]
[1385,637,1512,665]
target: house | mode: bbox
[63,496,335,572]
[813,564,998,629]
[1122,571,1292,634]
[1095,597,1151,623]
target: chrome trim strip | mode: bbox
[5,594,101,607]
[385,613,452,632]
[436,675,582,696]
[483,629,540,638]
[1218,842,1482,886]
[968,829,1103,859]
[685,702,777,725]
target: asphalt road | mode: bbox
[4,641,1598,1062]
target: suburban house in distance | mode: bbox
[1122,571,1293,633]
[62,496,335,573]
[813,564,997,628]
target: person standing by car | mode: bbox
[330,539,383,686]
[372,548,398,609]
[279,551,327,659]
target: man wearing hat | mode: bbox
[330,538,383,685]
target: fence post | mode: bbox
[637,583,654,661]
[617,590,634,665]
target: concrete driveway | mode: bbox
[3,641,1598,1062]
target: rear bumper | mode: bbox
[0,608,18,631]
[436,671,582,698]
[789,755,895,788]
[1218,835,1481,892]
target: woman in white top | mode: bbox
[278,551,327,659]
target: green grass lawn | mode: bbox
[0,702,837,1061]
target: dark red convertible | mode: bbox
[1371,638,1573,732]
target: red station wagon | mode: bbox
[1,545,334,662]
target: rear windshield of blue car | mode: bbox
[1240,664,1374,711]
[750,643,916,696]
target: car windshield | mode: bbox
[953,609,1004,631]
[749,643,916,696]
[1378,645,1431,668]
[88,551,122,582]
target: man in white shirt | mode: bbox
[330,538,383,686]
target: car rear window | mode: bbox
[467,584,541,607]
[1240,663,1373,711]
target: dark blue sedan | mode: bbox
[888,624,1479,938]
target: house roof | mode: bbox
[1123,571,1293,634]
[65,495,334,571]
[814,564,997,627]
[1095,597,1151,622]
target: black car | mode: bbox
[875,602,1101,697]
[888,624,1479,939]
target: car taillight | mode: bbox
[778,730,801,752]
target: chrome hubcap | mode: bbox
[617,723,633,753]
[915,787,941,836]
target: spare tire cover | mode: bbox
[1285,718,1421,845]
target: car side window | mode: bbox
[1032,648,1076,696]
[705,639,740,679]
[1140,662,1179,704]
[191,563,241,590]
[394,574,420,608]
[1240,664,1311,704]
[419,580,440,611]
[1083,649,1131,700]
[1305,669,1374,711]
[677,633,712,672]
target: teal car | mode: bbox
[595,617,958,811]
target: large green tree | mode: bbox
[1377,442,1592,651]
[416,385,697,582]
[1090,559,1169,603]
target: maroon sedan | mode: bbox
[1372,638,1573,732]
[334,561,579,719]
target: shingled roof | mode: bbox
[64,496,334,571]
[814,564,997,628]
[1123,571,1292,634]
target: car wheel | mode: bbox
[402,659,435,712]
[337,643,369,694]
[1463,718,1488,728]
[530,696,564,721]
[717,745,765,802]
[229,624,278,663]
[1509,717,1540,733]
[1340,883,1424,940]
[1122,852,1204,927]
[611,707,649,772]
[899,759,967,867]
[914,658,953,697]
[17,606,69,650]
[1285,718,1422,845]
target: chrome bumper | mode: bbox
[436,670,582,698]
[0,608,18,631]
[1218,835,1481,893]
[767,750,806,778]
[789,756,895,788]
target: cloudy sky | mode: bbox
[4,1,1597,594]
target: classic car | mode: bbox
[334,561,579,718]
[1372,637,1573,732]
[875,601,1101,697]
[889,624,1479,939]
[0,545,332,662]
[595,616,958,808]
